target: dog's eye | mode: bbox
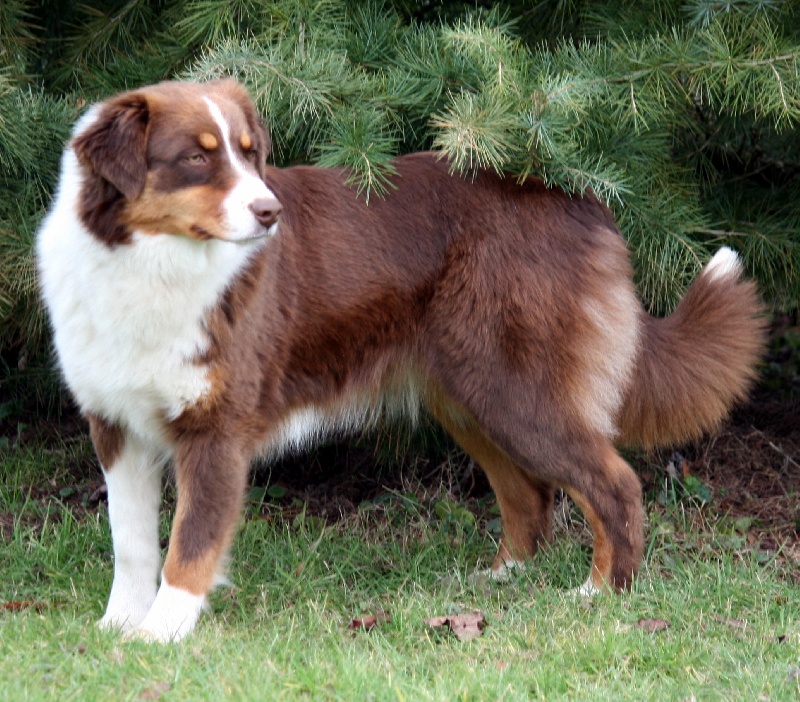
[186,153,208,166]
[244,149,258,162]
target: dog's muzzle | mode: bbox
[249,197,283,229]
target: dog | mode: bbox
[37,79,764,642]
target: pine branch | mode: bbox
[316,106,399,201]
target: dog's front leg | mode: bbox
[128,434,248,643]
[89,418,165,633]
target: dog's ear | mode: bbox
[253,118,272,180]
[72,92,150,200]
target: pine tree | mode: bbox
[2,0,799,401]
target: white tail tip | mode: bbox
[704,246,742,282]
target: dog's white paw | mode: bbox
[98,585,156,633]
[569,577,602,598]
[120,578,207,643]
[469,559,527,585]
[98,608,149,634]
[120,626,166,644]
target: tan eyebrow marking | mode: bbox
[198,132,218,150]
[240,131,252,151]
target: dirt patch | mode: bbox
[0,512,15,542]
[681,396,799,563]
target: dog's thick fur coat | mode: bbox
[37,80,765,641]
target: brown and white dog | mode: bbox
[37,79,764,642]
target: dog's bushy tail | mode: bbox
[617,247,766,450]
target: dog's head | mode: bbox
[72,79,281,245]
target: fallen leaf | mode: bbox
[426,612,486,641]
[347,610,390,633]
[348,615,378,632]
[636,618,671,633]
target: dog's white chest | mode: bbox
[58,271,213,437]
[38,179,257,440]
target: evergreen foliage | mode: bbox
[1,0,799,403]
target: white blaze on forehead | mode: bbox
[202,96,278,241]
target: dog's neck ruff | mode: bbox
[37,104,265,444]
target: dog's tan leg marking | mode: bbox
[562,443,643,593]
[563,490,612,591]
[433,408,554,575]
[161,534,226,598]
[488,464,553,570]
[128,437,249,642]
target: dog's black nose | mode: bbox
[249,197,283,227]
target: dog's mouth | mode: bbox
[246,221,279,240]
[189,225,215,241]
[189,222,278,244]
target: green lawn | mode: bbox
[1,441,798,701]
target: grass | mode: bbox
[1,440,799,701]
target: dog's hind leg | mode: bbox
[431,408,554,579]
[429,383,643,592]
[127,433,249,643]
[89,416,165,633]
[558,442,644,592]
[486,419,644,592]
